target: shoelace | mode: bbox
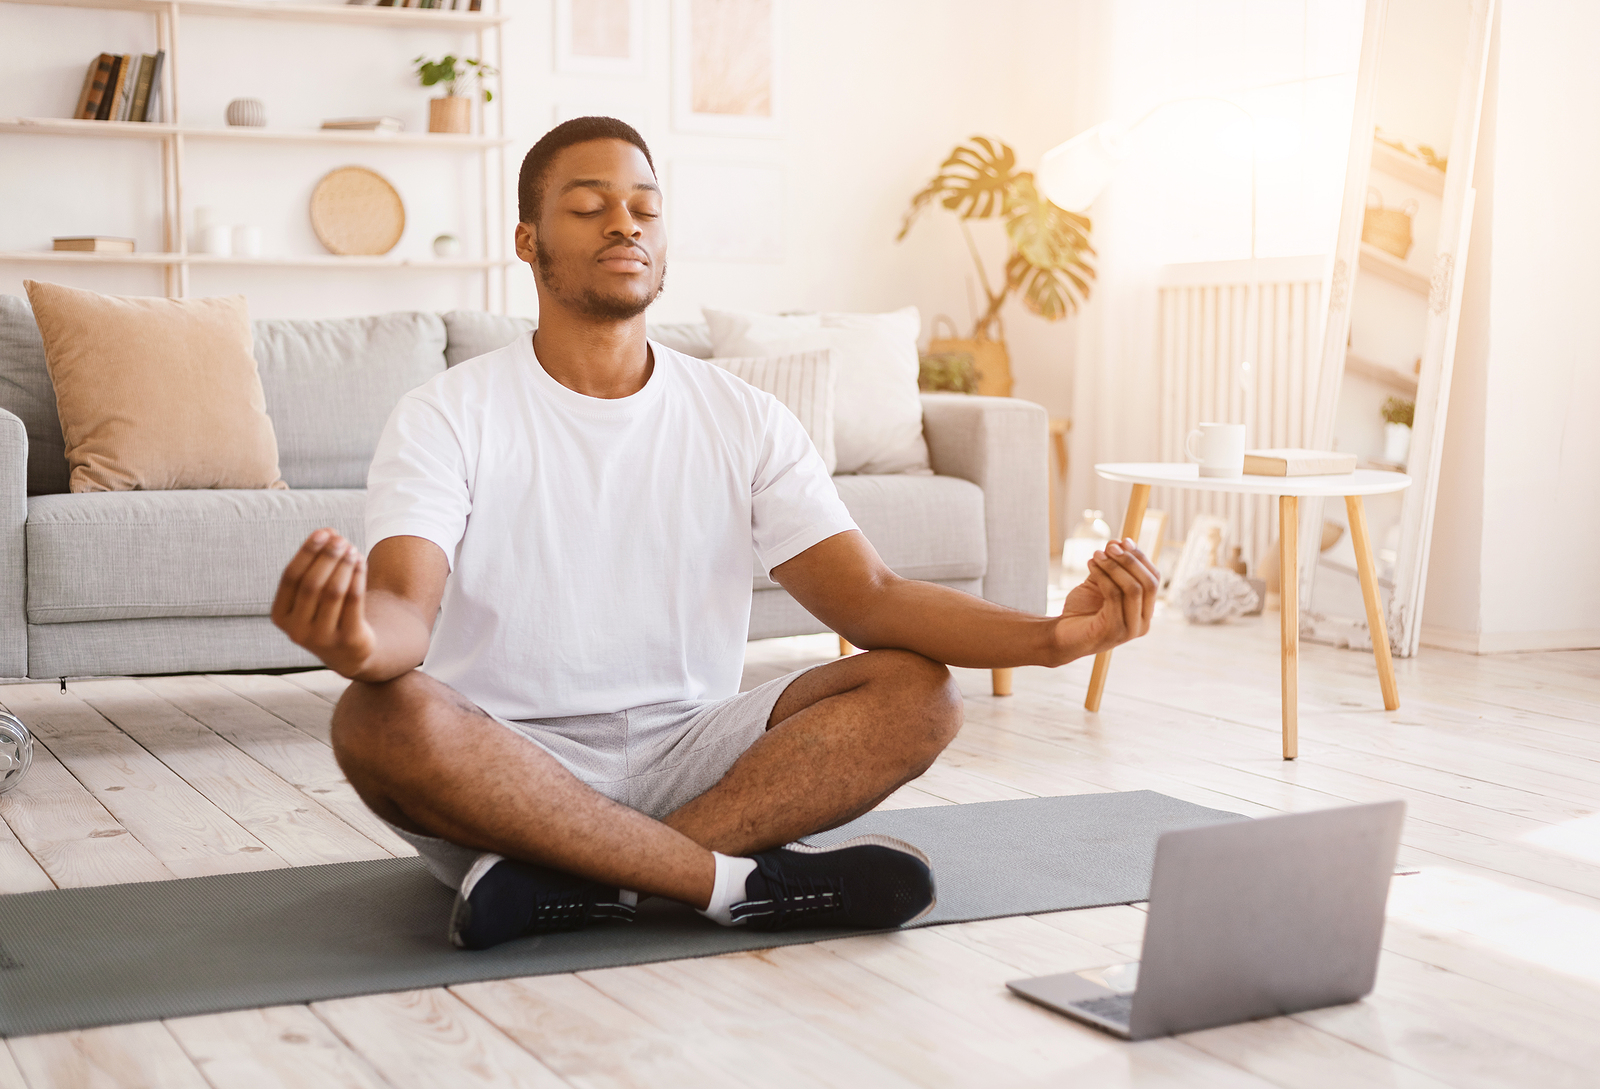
[731,858,846,927]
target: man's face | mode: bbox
[518,139,666,320]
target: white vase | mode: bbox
[1383,422,1412,466]
[225,98,266,127]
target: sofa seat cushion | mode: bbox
[753,474,985,589]
[26,489,365,624]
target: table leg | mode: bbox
[1084,483,1151,713]
[992,668,1014,697]
[1279,495,1299,760]
[1345,495,1401,711]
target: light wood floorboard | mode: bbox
[0,612,1595,1086]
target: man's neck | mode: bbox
[531,307,652,400]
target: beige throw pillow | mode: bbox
[709,349,838,474]
[703,306,930,475]
[24,281,285,492]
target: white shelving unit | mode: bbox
[2,0,512,310]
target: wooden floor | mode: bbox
[2,609,1599,1088]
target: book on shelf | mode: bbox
[1242,449,1359,477]
[53,236,136,253]
[71,55,103,120]
[127,54,157,124]
[83,54,117,120]
[320,116,405,132]
[96,55,127,122]
[142,51,165,122]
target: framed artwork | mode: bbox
[555,0,647,78]
[669,159,784,262]
[671,0,783,137]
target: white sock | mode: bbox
[697,851,758,926]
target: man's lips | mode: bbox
[597,248,649,272]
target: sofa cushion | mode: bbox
[442,310,714,367]
[26,489,365,624]
[255,312,446,489]
[24,281,283,493]
[753,474,986,589]
[0,294,69,496]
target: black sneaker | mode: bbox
[449,853,637,950]
[730,834,936,931]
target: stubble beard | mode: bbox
[535,236,666,321]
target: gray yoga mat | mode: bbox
[0,790,1242,1037]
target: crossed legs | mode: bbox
[330,649,962,910]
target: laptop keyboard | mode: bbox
[1070,993,1134,1027]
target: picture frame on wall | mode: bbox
[671,0,783,137]
[555,0,647,78]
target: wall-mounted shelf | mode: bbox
[4,0,505,28]
[1359,242,1430,296]
[1370,138,1446,197]
[1,116,511,149]
[0,250,517,271]
[1345,350,1419,395]
[5,0,509,309]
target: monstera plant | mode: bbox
[899,136,1095,343]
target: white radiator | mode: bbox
[1155,257,1329,571]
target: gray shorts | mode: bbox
[386,665,812,890]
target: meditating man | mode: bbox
[271,117,1161,951]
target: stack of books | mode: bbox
[72,52,166,123]
[52,237,136,254]
[1242,449,1359,476]
[320,117,405,133]
[347,0,483,9]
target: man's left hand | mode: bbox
[1053,538,1162,659]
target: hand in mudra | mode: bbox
[271,528,375,676]
[1055,538,1161,657]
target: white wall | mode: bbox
[0,0,1088,415]
[1058,0,1366,527]
[1424,0,1600,651]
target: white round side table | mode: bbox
[1089,463,1412,760]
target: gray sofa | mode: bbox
[0,297,1048,681]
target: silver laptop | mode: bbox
[1007,800,1404,1041]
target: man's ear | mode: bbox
[514,221,538,265]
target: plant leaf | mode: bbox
[1002,173,1096,319]
[898,136,1019,240]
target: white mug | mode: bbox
[1186,422,1246,478]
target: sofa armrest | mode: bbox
[0,407,26,676]
[920,393,1049,615]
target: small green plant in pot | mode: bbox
[414,55,497,134]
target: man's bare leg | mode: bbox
[330,648,958,909]
[332,673,718,907]
[663,649,961,854]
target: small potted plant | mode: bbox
[1381,396,1414,466]
[413,54,497,135]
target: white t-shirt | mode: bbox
[365,334,857,721]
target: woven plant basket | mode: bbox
[1362,188,1417,260]
[926,316,1013,397]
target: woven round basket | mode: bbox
[309,166,405,256]
[1362,187,1417,260]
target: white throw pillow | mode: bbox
[703,306,930,475]
[710,349,838,474]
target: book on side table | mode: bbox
[1243,449,1358,477]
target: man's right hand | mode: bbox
[271,528,377,677]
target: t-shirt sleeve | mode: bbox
[365,391,471,570]
[750,394,858,576]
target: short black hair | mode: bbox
[517,117,656,223]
